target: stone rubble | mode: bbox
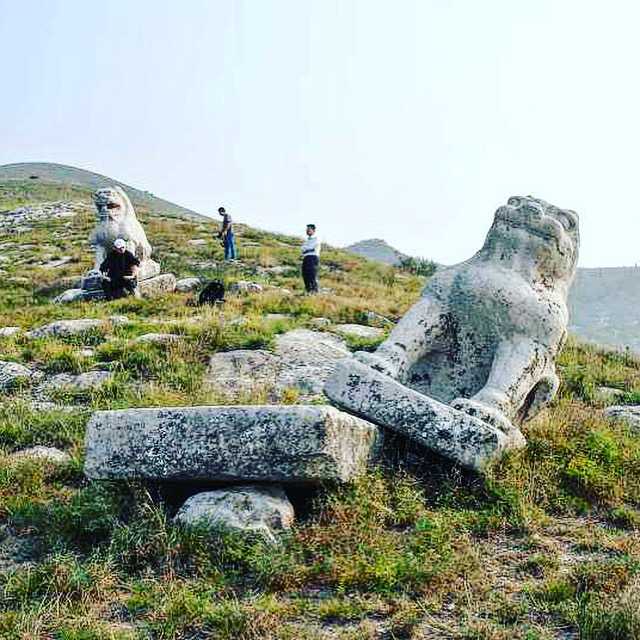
[174,485,294,543]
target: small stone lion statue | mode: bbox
[356,195,580,438]
[90,186,152,269]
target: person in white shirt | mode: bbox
[301,223,321,293]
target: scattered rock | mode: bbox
[229,281,263,294]
[0,327,21,338]
[175,485,294,542]
[242,241,261,248]
[54,289,86,304]
[594,386,625,404]
[0,202,86,231]
[44,370,114,392]
[265,313,289,322]
[79,348,95,358]
[310,317,332,328]
[84,404,381,484]
[264,266,296,276]
[274,329,350,396]
[175,277,202,292]
[27,318,105,339]
[42,256,73,269]
[134,333,181,345]
[207,350,279,395]
[206,330,350,399]
[364,311,394,327]
[139,273,177,298]
[604,405,640,430]
[188,239,208,246]
[334,324,384,339]
[0,361,37,391]
[11,446,71,465]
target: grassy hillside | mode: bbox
[0,163,205,221]
[1,181,640,639]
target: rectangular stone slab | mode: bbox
[324,359,519,471]
[84,404,381,483]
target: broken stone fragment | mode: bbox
[0,361,38,391]
[174,485,294,543]
[604,405,640,430]
[175,277,202,292]
[325,358,525,471]
[138,273,177,298]
[11,446,71,465]
[84,404,381,484]
[134,333,181,345]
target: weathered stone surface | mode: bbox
[0,361,37,391]
[175,277,202,292]
[137,259,161,281]
[604,405,640,430]
[188,238,208,246]
[207,350,279,394]
[54,289,86,304]
[343,196,579,442]
[175,485,294,542]
[27,318,104,339]
[334,324,384,339]
[139,273,176,298]
[134,332,181,345]
[274,330,349,396]
[265,313,290,322]
[594,386,625,404]
[44,370,114,392]
[11,446,71,465]
[0,327,21,338]
[229,281,263,294]
[325,359,524,471]
[206,330,350,399]
[310,317,332,328]
[90,186,152,269]
[42,256,73,269]
[84,405,381,483]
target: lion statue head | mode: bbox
[90,186,152,268]
[480,195,579,289]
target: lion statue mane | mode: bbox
[355,195,580,438]
[90,186,153,269]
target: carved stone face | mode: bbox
[488,195,579,280]
[93,188,129,224]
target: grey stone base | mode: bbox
[324,359,525,471]
[84,404,381,484]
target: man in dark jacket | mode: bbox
[100,238,140,300]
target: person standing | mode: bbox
[301,223,321,293]
[217,206,237,260]
[99,238,140,300]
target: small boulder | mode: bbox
[42,256,73,269]
[27,318,105,339]
[11,446,71,465]
[229,281,263,294]
[188,239,208,246]
[44,370,114,392]
[134,333,181,345]
[54,289,86,304]
[604,405,640,430]
[174,485,294,542]
[175,277,202,293]
[139,273,177,298]
[0,327,21,338]
[594,386,625,404]
[0,361,37,391]
[334,324,384,339]
[310,317,332,328]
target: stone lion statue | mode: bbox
[90,186,152,269]
[354,195,580,439]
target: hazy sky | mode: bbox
[1,0,638,267]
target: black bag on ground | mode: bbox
[198,280,225,305]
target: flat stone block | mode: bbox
[139,273,176,298]
[84,404,381,483]
[325,359,524,471]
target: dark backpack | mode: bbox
[198,280,226,305]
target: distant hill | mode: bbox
[346,238,408,265]
[568,267,640,353]
[0,162,206,221]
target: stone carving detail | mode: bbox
[326,196,579,466]
[90,187,152,268]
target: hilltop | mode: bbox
[346,238,409,265]
[0,162,206,222]
[0,180,640,638]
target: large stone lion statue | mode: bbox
[353,195,580,440]
[90,186,153,269]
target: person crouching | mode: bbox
[100,238,141,300]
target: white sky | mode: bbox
[0,0,638,267]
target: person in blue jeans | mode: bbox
[217,206,237,260]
